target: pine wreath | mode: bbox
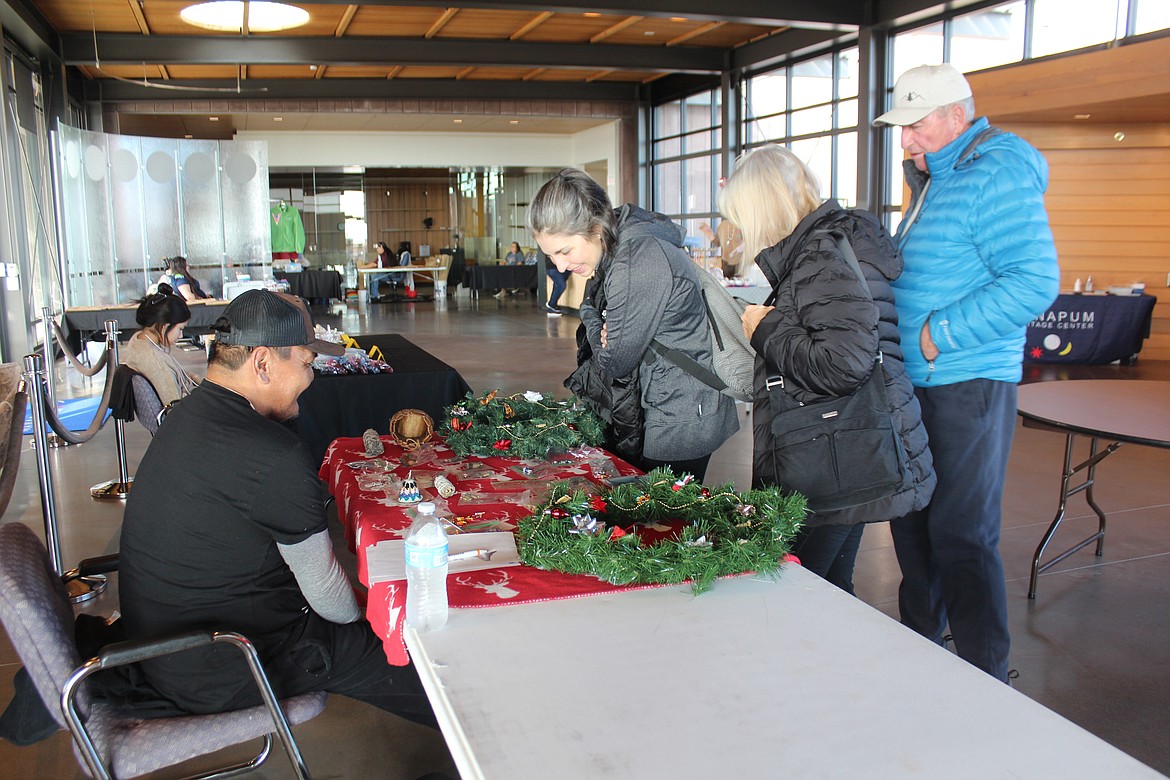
[518,468,807,594]
[440,390,606,460]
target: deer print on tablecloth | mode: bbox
[456,571,519,600]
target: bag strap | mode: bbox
[645,338,728,393]
[766,230,880,398]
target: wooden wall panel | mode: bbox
[1001,122,1170,361]
[364,179,454,266]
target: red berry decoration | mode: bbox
[701,487,710,498]
[550,507,569,519]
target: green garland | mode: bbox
[517,468,807,594]
[439,390,606,460]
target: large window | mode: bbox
[650,88,723,255]
[883,0,1169,230]
[743,47,860,208]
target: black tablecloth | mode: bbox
[465,265,538,291]
[295,333,473,465]
[275,270,343,301]
[1025,293,1157,364]
[64,301,230,351]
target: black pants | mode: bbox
[639,454,712,483]
[270,613,437,728]
[791,523,865,595]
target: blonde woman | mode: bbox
[719,145,934,593]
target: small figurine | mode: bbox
[434,473,456,498]
[397,471,422,504]
[362,428,385,457]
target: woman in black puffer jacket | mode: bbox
[719,145,935,594]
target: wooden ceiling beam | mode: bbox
[426,8,460,38]
[666,21,725,47]
[591,17,643,44]
[511,11,554,40]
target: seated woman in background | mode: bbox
[495,241,528,299]
[504,241,525,265]
[123,284,199,405]
[158,256,211,301]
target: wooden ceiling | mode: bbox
[29,1,861,94]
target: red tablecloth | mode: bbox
[321,434,651,664]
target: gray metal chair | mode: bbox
[0,522,326,779]
[0,363,27,517]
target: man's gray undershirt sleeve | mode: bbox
[278,530,362,624]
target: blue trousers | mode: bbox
[889,379,1016,681]
[792,523,864,595]
[546,266,567,308]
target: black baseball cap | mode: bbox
[213,290,344,356]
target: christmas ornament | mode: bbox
[397,472,422,504]
[434,474,457,498]
[389,408,435,450]
[517,468,806,594]
[361,429,385,457]
[493,439,512,451]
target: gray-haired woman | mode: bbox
[527,168,737,480]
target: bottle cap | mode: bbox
[417,501,436,514]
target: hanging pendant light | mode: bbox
[180,1,310,33]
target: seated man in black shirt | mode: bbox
[118,290,436,726]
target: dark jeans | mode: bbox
[546,266,567,308]
[889,379,1016,682]
[640,454,712,483]
[792,523,865,595]
[269,613,437,728]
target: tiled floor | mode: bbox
[3,289,1170,778]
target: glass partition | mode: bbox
[56,123,269,306]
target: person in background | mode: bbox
[719,144,935,594]
[495,241,526,299]
[122,283,199,405]
[362,241,396,301]
[874,63,1060,681]
[117,290,438,731]
[398,241,416,299]
[528,167,738,481]
[158,256,211,301]
[544,258,568,316]
[504,241,525,265]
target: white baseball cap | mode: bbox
[873,64,973,127]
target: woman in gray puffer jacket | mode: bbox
[720,146,935,594]
[528,168,738,480]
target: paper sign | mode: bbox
[365,531,520,585]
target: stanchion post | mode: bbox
[90,319,132,500]
[23,353,108,602]
[22,353,64,575]
[40,306,67,449]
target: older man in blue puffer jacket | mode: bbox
[875,64,1060,683]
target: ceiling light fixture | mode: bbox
[180,2,310,33]
[453,119,463,124]
[209,116,219,121]
[509,120,519,125]
[1074,113,1091,120]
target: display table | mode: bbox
[1017,379,1170,598]
[295,334,472,465]
[1025,293,1156,364]
[404,566,1163,780]
[464,265,538,298]
[357,264,448,301]
[320,434,645,663]
[274,269,342,302]
[64,300,229,351]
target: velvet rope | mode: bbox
[51,321,109,378]
[39,359,117,446]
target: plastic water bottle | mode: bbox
[404,502,448,630]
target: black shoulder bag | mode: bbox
[765,233,908,513]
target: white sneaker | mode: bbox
[545,304,562,317]
[493,290,506,300]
